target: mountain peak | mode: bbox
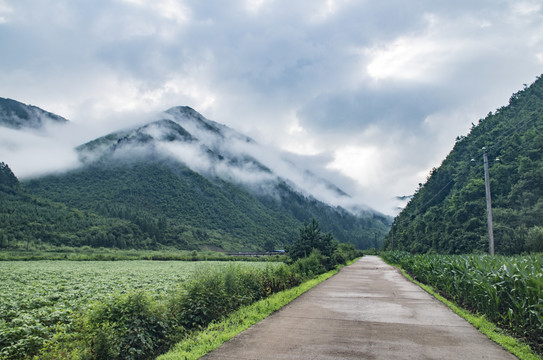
[0,97,68,130]
[76,118,197,163]
[165,106,255,145]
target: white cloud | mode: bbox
[0,0,12,21]
[1,0,543,214]
[327,145,382,188]
[512,1,541,16]
[0,124,81,179]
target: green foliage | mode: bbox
[157,266,341,360]
[287,219,361,274]
[0,162,19,192]
[385,74,543,254]
[287,219,338,264]
[18,158,389,251]
[0,260,313,360]
[381,251,543,354]
[79,292,170,360]
[334,242,360,264]
[290,249,327,277]
[526,226,543,252]
[0,261,263,360]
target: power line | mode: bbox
[389,111,541,249]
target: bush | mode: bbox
[29,260,337,359]
[334,243,360,264]
[78,292,171,360]
[169,265,269,332]
[526,226,543,252]
[291,250,327,277]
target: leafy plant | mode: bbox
[382,251,543,354]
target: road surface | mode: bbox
[202,255,517,360]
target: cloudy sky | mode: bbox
[1,0,542,214]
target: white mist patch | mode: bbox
[158,138,276,186]
[0,124,80,179]
[327,145,383,188]
[163,107,358,208]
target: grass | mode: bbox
[157,259,356,360]
[385,258,542,360]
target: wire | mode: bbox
[391,111,541,228]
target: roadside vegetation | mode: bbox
[0,219,360,360]
[382,251,543,357]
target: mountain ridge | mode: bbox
[383,75,543,254]
[0,97,68,130]
[1,101,391,251]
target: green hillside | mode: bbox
[383,75,543,254]
[22,157,390,251]
[0,162,149,250]
[22,159,295,251]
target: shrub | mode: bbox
[25,260,334,360]
[169,265,268,333]
[526,226,543,252]
[291,250,327,278]
[78,292,171,360]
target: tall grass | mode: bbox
[381,251,543,354]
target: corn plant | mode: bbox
[382,251,543,353]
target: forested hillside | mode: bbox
[383,75,543,254]
[0,162,148,249]
[23,157,390,251]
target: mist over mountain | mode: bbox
[2,101,390,251]
[0,97,68,130]
[77,105,358,208]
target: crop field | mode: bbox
[0,260,276,359]
[381,251,543,354]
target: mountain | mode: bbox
[0,97,68,130]
[0,162,148,250]
[383,75,543,254]
[2,104,390,251]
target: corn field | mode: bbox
[381,251,543,353]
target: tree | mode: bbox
[526,226,543,252]
[287,219,338,262]
[0,162,19,191]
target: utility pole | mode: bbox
[483,147,495,255]
[391,225,394,251]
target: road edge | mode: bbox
[157,258,359,360]
[381,257,541,360]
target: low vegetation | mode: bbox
[381,251,543,355]
[0,247,285,262]
[0,220,360,360]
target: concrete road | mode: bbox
[202,256,517,360]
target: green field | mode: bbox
[0,261,277,359]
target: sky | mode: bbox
[1,0,542,215]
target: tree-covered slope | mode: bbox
[0,162,149,250]
[24,156,390,250]
[383,75,543,254]
[24,158,300,251]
